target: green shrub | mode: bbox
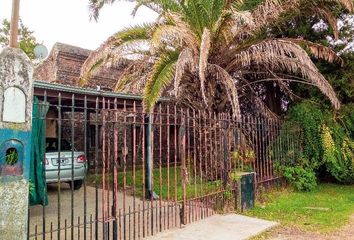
[275,101,354,190]
[282,166,317,191]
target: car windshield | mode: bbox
[46,139,72,152]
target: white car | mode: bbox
[45,138,87,190]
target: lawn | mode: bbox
[245,183,354,233]
[87,166,219,201]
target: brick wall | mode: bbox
[34,42,124,91]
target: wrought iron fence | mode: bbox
[28,88,298,240]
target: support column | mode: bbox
[144,114,153,199]
[0,47,34,239]
[144,114,156,199]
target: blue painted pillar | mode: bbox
[0,47,34,240]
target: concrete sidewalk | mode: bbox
[146,214,278,240]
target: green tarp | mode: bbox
[29,97,48,206]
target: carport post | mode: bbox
[144,114,153,199]
[0,47,34,239]
[144,114,157,199]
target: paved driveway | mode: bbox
[29,183,180,239]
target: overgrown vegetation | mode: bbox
[266,0,354,190]
[246,184,354,232]
[83,1,354,191]
[82,0,351,117]
[275,102,354,191]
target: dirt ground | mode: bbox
[262,215,354,240]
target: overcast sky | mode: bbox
[0,0,157,51]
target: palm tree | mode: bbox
[80,0,353,119]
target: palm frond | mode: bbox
[89,0,116,21]
[199,28,212,104]
[132,0,184,16]
[80,23,153,86]
[155,0,182,12]
[114,74,135,92]
[181,0,209,37]
[316,6,340,40]
[227,39,341,109]
[151,20,199,52]
[143,51,179,112]
[210,0,227,24]
[285,38,344,66]
[208,64,241,119]
[336,0,354,12]
[231,0,300,41]
[132,0,162,16]
[174,48,196,97]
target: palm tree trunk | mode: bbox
[265,83,282,115]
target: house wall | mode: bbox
[34,42,126,91]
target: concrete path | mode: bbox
[145,214,278,240]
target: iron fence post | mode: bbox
[222,117,229,188]
[180,113,187,225]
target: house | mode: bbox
[33,43,176,169]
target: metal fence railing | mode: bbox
[28,90,298,240]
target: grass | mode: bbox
[87,166,219,201]
[245,183,354,233]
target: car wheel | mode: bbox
[69,180,83,190]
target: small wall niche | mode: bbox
[0,140,24,176]
[2,86,26,123]
[5,148,19,166]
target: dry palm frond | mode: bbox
[231,10,254,32]
[284,38,344,66]
[218,10,253,45]
[79,35,119,85]
[208,64,241,119]
[315,6,340,40]
[232,0,300,41]
[151,24,199,53]
[174,48,196,97]
[336,0,354,12]
[199,28,212,104]
[114,74,135,92]
[164,13,200,49]
[227,39,341,109]
[114,60,149,93]
[212,10,234,45]
[80,24,154,86]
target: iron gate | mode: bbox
[28,86,299,239]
